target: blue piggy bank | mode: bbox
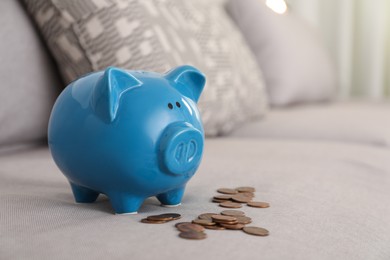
[48,65,206,214]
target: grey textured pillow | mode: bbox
[0,0,61,148]
[23,0,268,136]
[226,0,336,107]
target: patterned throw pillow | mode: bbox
[23,0,268,136]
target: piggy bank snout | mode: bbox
[160,122,203,175]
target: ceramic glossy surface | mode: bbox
[48,65,206,214]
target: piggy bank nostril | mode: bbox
[175,142,185,162]
[187,140,196,161]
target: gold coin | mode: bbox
[198,213,217,221]
[192,219,216,226]
[176,223,205,232]
[204,225,226,230]
[236,216,252,224]
[219,201,242,208]
[217,188,238,194]
[231,194,252,203]
[243,226,269,236]
[220,223,245,230]
[213,195,233,200]
[140,218,168,224]
[220,210,245,217]
[247,201,270,208]
[179,231,207,240]
[236,187,256,193]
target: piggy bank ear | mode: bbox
[165,65,206,102]
[91,67,142,123]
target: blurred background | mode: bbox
[282,0,390,99]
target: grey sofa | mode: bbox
[1,1,390,260]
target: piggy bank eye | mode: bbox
[176,102,181,108]
[168,103,173,109]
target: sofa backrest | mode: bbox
[0,0,62,149]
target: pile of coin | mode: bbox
[175,222,207,240]
[189,210,269,236]
[140,213,181,224]
[140,186,270,239]
[213,186,270,209]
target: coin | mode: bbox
[235,216,252,224]
[176,223,205,232]
[198,213,217,221]
[192,219,216,226]
[212,220,238,225]
[247,201,270,208]
[214,195,233,200]
[243,226,269,236]
[239,192,255,198]
[141,218,168,224]
[212,198,228,203]
[146,215,173,221]
[219,223,245,230]
[220,210,245,217]
[217,188,238,194]
[147,213,181,221]
[219,201,242,208]
[211,214,237,223]
[179,231,207,240]
[204,225,226,230]
[236,187,256,193]
[210,218,238,224]
[158,213,182,220]
[231,194,252,203]
[175,222,192,228]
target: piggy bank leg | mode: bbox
[157,187,185,207]
[108,192,144,214]
[70,182,99,203]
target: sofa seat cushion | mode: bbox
[1,139,390,259]
[232,101,390,147]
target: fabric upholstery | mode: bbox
[231,100,390,147]
[226,0,336,107]
[1,139,390,259]
[22,0,268,136]
[0,0,61,147]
